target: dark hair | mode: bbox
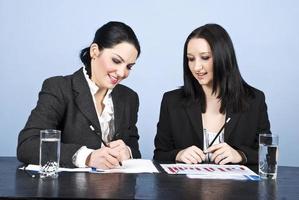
[183,23,254,113]
[80,21,141,78]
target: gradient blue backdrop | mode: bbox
[1,0,298,166]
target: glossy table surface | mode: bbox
[0,157,298,199]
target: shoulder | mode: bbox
[161,88,186,106]
[42,74,72,91]
[163,88,184,99]
[39,71,79,100]
[244,86,268,112]
[247,86,266,102]
[113,84,138,98]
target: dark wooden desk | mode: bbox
[0,157,298,199]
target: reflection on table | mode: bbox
[0,157,298,199]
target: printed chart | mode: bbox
[160,164,259,180]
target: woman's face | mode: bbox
[187,38,214,89]
[90,42,138,89]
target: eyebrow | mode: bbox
[187,52,211,56]
[113,53,136,65]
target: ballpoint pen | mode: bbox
[89,124,122,166]
[100,137,122,166]
[22,164,36,178]
[208,117,231,148]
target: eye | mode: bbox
[127,65,133,70]
[112,58,121,64]
[201,56,210,61]
[187,57,195,62]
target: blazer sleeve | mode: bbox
[237,91,271,164]
[153,93,181,162]
[17,77,82,167]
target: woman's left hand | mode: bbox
[206,142,242,164]
[108,139,131,161]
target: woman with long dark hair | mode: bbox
[154,24,270,165]
[17,21,141,169]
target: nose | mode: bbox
[116,64,127,78]
[194,60,203,71]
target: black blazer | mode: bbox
[17,68,141,167]
[153,88,270,165]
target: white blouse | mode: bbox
[203,128,224,162]
[72,68,115,167]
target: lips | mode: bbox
[196,72,207,79]
[108,74,118,84]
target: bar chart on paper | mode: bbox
[160,164,260,180]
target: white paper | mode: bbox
[160,164,259,180]
[98,159,159,173]
[20,159,158,173]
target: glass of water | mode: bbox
[259,134,279,179]
[39,129,61,178]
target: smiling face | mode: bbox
[90,42,138,89]
[187,38,214,90]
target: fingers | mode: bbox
[193,146,206,161]
[109,139,126,148]
[207,143,242,164]
[210,147,226,162]
[176,146,206,164]
[105,151,121,166]
[219,156,231,165]
[181,152,199,164]
[205,143,224,153]
[109,139,130,161]
[213,153,229,164]
[88,147,121,169]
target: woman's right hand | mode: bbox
[86,147,121,169]
[175,145,206,164]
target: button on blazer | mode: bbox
[17,68,141,167]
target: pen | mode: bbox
[89,124,122,166]
[208,117,231,148]
[100,136,122,166]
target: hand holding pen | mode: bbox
[85,146,122,169]
[101,139,124,166]
[176,118,232,164]
[108,140,131,161]
[204,117,244,164]
[175,146,206,164]
[86,125,125,169]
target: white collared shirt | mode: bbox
[72,68,116,167]
[84,68,115,144]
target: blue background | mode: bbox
[1,0,298,166]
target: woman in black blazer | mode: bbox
[154,24,271,165]
[17,21,141,169]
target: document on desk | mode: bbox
[20,159,159,173]
[160,164,260,180]
[100,159,159,173]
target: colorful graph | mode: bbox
[161,164,253,175]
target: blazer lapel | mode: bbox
[111,86,124,139]
[224,109,241,141]
[72,68,101,133]
[184,100,203,142]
